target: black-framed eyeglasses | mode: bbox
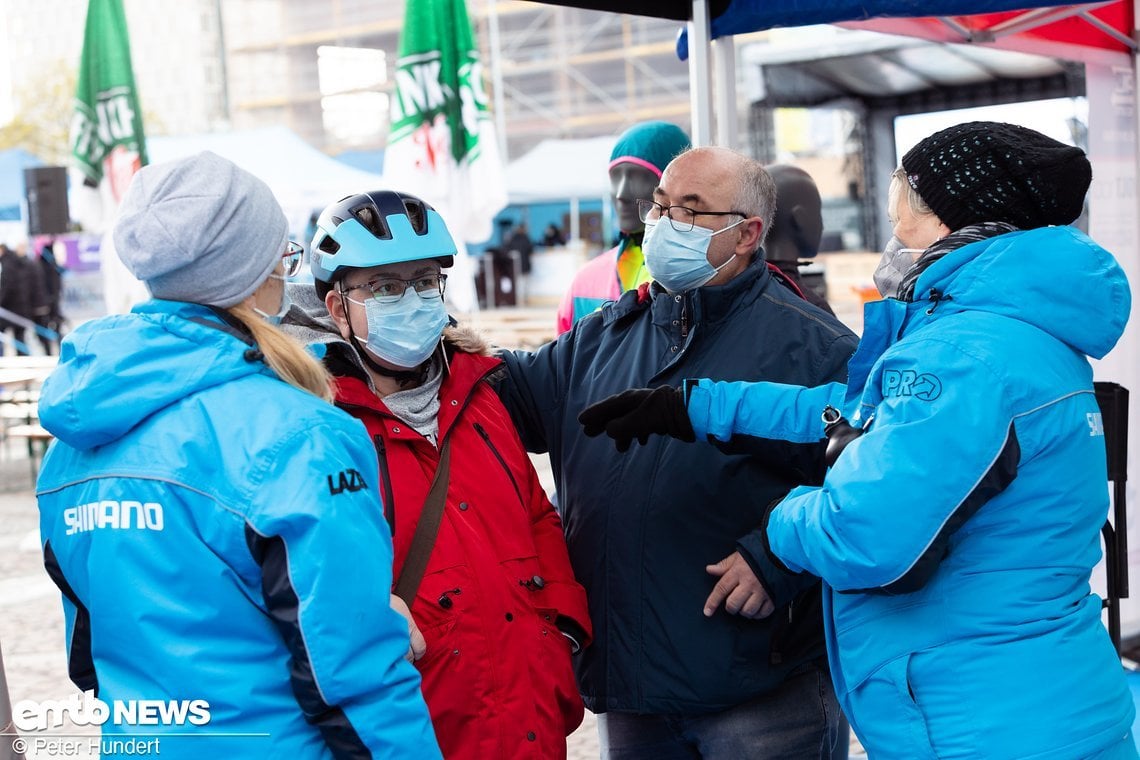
[340,273,448,303]
[637,199,749,233]
[282,241,305,278]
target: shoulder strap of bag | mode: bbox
[393,438,452,608]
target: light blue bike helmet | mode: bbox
[310,190,457,299]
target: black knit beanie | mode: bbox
[900,121,1091,232]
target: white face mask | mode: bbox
[873,237,924,298]
[642,218,745,293]
[350,289,449,369]
[253,274,291,325]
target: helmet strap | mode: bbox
[359,345,431,388]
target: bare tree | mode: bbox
[0,59,76,164]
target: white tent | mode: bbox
[504,136,616,203]
[148,126,384,235]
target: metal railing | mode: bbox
[0,307,59,357]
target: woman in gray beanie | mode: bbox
[34,152,440,758]
[579,122,1137,758]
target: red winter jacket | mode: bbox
[332,330,592,760]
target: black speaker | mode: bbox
[24,166,70,236]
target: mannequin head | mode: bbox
[608,121,691,237]
[764,164,823,262]
[610,162,659,234]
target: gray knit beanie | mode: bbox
[114,151,289,307]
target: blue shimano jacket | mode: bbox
[36,301,439,760]
[687,227,1135,758]
[498,258,858,714]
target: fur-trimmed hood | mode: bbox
[444,322,494,357]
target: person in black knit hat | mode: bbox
[577,121,1136,758]
[900,120,1089,232]
[866,120,1092,300]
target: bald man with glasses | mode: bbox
[495,147,857,759]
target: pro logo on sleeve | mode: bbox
[882,369,942,401]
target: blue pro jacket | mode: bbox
[687,227,1135,758]
[498,258,858,714]
[36,301,440,760]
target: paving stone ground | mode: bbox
[1,451,100,759]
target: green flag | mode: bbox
[385,0,507,312]
[70,0,150,312]
[70,0,147,200]
[389,0,490,166]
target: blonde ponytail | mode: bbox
[227,304,333,402]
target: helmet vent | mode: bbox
[403,199,428,234]
[318,236,340,254]
[351,204,390,239]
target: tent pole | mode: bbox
[1078,10,1138,51]
[486,0,509,162]
[988,4,1094,36]
[688,0,713,146]
[712,35,737,148]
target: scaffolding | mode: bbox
[221,1,694,161]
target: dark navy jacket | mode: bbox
[498,257,858,714]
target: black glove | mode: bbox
[578,386,696,452]
[822,407,864,468]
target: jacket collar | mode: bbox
[333,349,503,440]
[652,254,769,326]
[601,254,770,328]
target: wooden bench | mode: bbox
[464,307,557,350]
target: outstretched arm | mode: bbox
[496,334,574,455]
[686,379,846,444]
[579,379,848,450]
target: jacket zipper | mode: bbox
[770,599,794,666]
[340,361,504,531]
[680,298,690,339]
[473,422,525,507]
[372,434,396,536]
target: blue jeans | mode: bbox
[597,664,846,759]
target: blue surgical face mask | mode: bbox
[642,217,745,293]
[253,274,291,325]
[873,236,925,298]
[350,289,448,369]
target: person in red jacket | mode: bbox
[283,189,592,760]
